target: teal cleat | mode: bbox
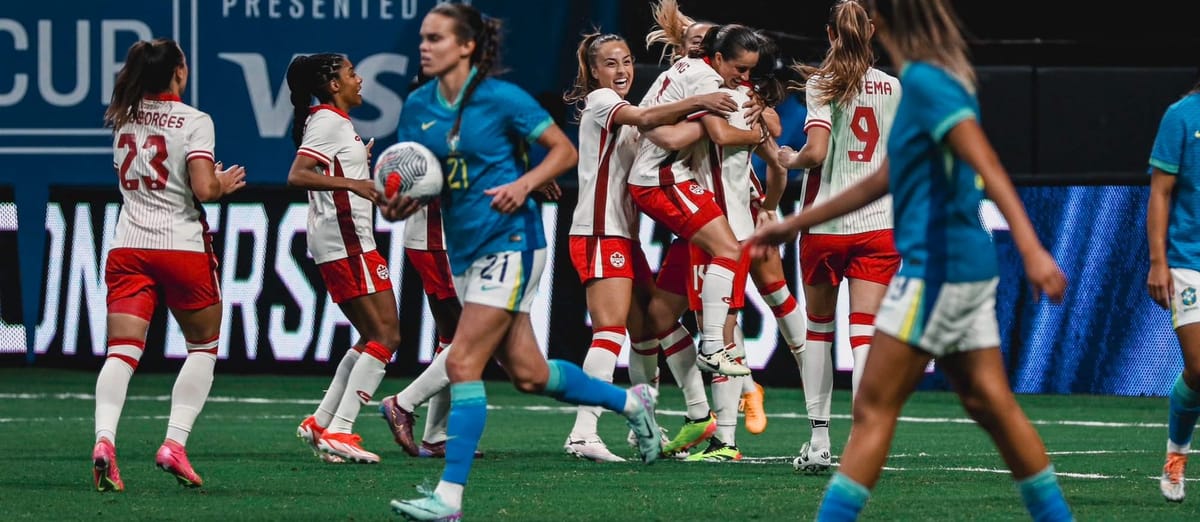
[391,486,463,521]
[624,384,662,464]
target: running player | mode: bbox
[1146,77,1200,503]
[385,5,662,520]
[749,1,1072,519]
[778,0,901,474]
[286,52,401,464]
[93,37,246,491]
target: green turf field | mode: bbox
[0,367,1196,521]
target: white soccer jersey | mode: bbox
[802,67,901,235]
[569,88,639,238]
[111,94,216,252]
[297,105,377,264]
[628,57,723,187]
[696,86,756,240]
[402,200,447,250]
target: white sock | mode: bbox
[327,341,391,434]
[628,335,660,387]
[435,480,464,510]
[700,257,737,354]
[95,338,143,444]
[849,312,876,403]
[761,280,807,351]
[571,328,623,439]
[661,324,710,419]
[396,345,451,411]
[316,346,362,427]
[422,345,452,444]
[712,374,741,445]
[165,338,218,445]
[804,313,834,448]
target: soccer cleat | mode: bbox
[92,438,124,492]
[793,441,832,474]
[564,436,627,463]
[417,440,484,459]
[155,439,203,488]
[297,415,345,463]
[391,486,463,521]
[696,344,751,376]
[739,383,767,434]
[685,438,742,462]
[380,396,421,457]
[1161,451,1187,502]
[317,432,380,464]
[624,384,663,464]
[662,413,717,456]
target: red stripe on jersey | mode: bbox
[144,93,181,102]
[708,142,727,214]
[331,158,364,257]
[186,150,214,162]
[298,147,331,165]
[310,104,351,120]
[804,119,831,132]
[802,166,822,208]
[605,102,630,132]
[657,151,678,186]
[427,199,444,250]
[192,195,220,289]
[592,126,622,236]
[749,172,765,204]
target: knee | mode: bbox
[850,392,891,427]
[1183,360,1200,389]
[512,376,545,395]
[959,391,1003,430]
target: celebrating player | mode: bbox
[286,52,400,464]
[93,37,246,492]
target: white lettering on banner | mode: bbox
[218,52,408,139]
[35,204,66,354]
[221,204,267,359]
[165,204,222,358]
[37,20,90,107]
[100,20,153,105]
[0,204,25,351]
[0,19,30,107]
[269,204,316,360]
[220,0,415,20]
[62,203,118,357]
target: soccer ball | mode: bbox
[373,141,443,201]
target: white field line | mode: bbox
[0,392,1168,429]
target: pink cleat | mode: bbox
[156,439,203,488]
[380,396,421,457]
[92,438,124,492]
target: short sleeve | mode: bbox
[297,112,340,166]
[906,64,977,142]
[585,88,630,133]
[396,96,418,143]
[803,76,832,134]
[1149,103,1185,175]
[184,113,215,163]
[498,82,553,143]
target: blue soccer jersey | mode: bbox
[397,69,554,274]
[886,62,996,283]
[1149,92,1200,271]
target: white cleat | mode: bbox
[696,347,751,376]
[317,432,380,464]
[1161,451,1187,503]
[564,437,626,463]
[793,442,832,474]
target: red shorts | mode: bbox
[105,248,220,320]
[318,250,393,304]
[800,230,900,287]
[629,181,724,241]
[656,238,691,297]
[405,248,457,301]
[569,236,653,284]
[686,244,750,312]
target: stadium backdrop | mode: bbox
[0,0,1186,396]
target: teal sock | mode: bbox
[441,381,486,485]
[816,472,870,521]
[544,359,627,413]
[1016,465,1073,522]
[1168,374,1200,451]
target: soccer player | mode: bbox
[383,5,662,520]
[1146,78,1200,503]
[286,52,401,464]
[93,37,246,491]
[560,32,737,462]
[748,0,1073,519]
[778,0,901,474]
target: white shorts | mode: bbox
[453,249,546,313]
[1171,268,1200,328]
[875,275,1000,358]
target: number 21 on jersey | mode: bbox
[447,156,469,190]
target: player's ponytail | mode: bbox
[285,53,345,148]
[104,38,184,131]
[644,0,694,63]
[792,0,874,108]
[564,32,626,120]
[432,3,506,145]
[749,34,785,107]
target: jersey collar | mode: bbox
[143,93,182,102]
[436,66,479,110]
[310,104,351,120]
